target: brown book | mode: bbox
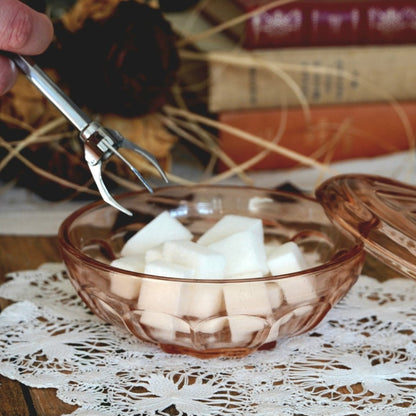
[201,0,416,49]
[217,102,416,171]
[208,45,416,112]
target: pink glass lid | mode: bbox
[316,174,416,280]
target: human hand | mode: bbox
[0,0,53,94]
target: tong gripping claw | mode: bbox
[81,121,169,216]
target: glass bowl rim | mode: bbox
[58,184,365,284]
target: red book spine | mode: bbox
[233,0,416,48]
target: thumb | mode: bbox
[0,0,53,55]
[0,55,17,94]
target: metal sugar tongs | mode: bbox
[8,53,169,216]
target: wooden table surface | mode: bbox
[0,235,399,416]
[0,236,78,416]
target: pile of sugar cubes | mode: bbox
[109,211,317,344]
[111,211,311,282]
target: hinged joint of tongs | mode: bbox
[81,121,168,215]
[8,53,168,216]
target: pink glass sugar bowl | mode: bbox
[58,174,415,358]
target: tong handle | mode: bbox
[5,52,169,216]
[8,53,91,132]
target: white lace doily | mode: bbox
[1,264,416,416]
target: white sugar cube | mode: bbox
[195,316,227,334]
[266,242,316,304]
[264,312,293,343]
[209,230,268,277]
[109,275,142,300]
[138,260,207,340]
[267,305,313,341]
[221,282,282,344]
[198,214,263,246]
[160,240,226,317]
[224,281,277,343]
[193,316,228,347]
[138,273,190,342]
[163,240,226,279]
[182,284,224,318]
[278,275,317,304]
[111,255,145,273]
[109,255,145,299]
[267,241,308,276]
[223,282,272,316]
[266,282,284,309]
[121,211,193,256]
[138,275,184,314]
[144,259,195,279]
[145,244,164,263]
[140,311,190,342]
[228,315,268,345]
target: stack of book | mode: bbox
[198,0,416,170]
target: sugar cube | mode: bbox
[162,239,226,279]
[138,279,179,311]
[198,214,264,246]
[144,259,195,279]
[137,271,189,342]
[144,244,164,263]
[109,255,145,299]
[223,282,272,316]
[140,311,190,342]
[121,211,192,256]
[227,315,268,345]
[278,276,317,304]
[182,284,224,318]
[267,241,308,276]
[208,230,268,277]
